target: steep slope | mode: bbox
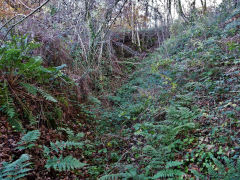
[98,6,240,179]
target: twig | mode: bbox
[114,61,146,65]
[0,14,26,31]
[18,0,35,11]
[103,150,130,176]
[3,0,51,40]
[103,0,128,39]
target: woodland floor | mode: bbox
[1,6,240,179]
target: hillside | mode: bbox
[0,1,240,179]
[96,5,240,179]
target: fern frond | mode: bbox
[45,155,86,171]
[166,161,183,168]
[21,83,57,103]
[99,174,125,180]
[58,127,84,141]
[19,130,40,144]
[210,156,225,173]
[16,130,40,150]
[237,158,240,171]
[206,164,219,178]
[55,140,83,149]
[48,141,83,153]
[7,117,24,132]
[0,154,32,180]
[191,169,206,179]
[0,83,23,131]
[20,83,38,96]
[38,88,57,102]
[153,169,184,179]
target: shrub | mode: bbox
[0,35,68,131]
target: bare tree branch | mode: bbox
[0,14,26,31]
[2,0,50,40]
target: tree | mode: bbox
[200,0,207,14]
[0,0,50,41]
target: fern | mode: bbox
[0,36,63,131]
[37,88,57,102]
[0,82,23,131]
[43,141,83,156]
[100,166,148,180]
[165,161,183,168]
[143,145,185,178]
[20,83,38,96]
[100,174,127,180]
[43,140,85,172]
[191,169,205,179]
[166,105,198,126]
[58,127,85,141]
[153,169,184,179]
[0,154,32,180]
[21,83,57,103]
[192,156,240,179]
[45,155,86,172]
[47,141,83,153]
[103,145,185,179]
[17,130,40,150]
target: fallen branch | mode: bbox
[112,40,141,57]
[114,61,147,65]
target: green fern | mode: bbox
[37,88,57,103]
[47,141,83,153]
[43,141,83,156]
[58,127,84,141]
[0,154,32,180]
[45,155,86,172]
[43,140,85,172]
[153,169,185,179]
[192,156,240,179]
[0,82,23,132]
[100,166,148,180]
[17,130,40,150]
[166,105,198,126]
[166,161,183,168]
[0,36,64,131]
[99,174,127,180]
[21,83,57,103]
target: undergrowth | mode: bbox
[96,3,240,179]
[1,2,240,179]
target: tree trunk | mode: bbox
[234,0,239,7]
[200,0,207,14]
[177,0,188,22]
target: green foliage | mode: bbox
[101,145,185,179]
[58,127,85,141]
[43,140,85,172]
[223,20,240,36]
[0,154,32,180]
[192,155,240,179]
[1,2,240,179]
[0,81,23,131]
[45,155,86,172]
[153,169,184,179]
[166,105,198,125]
[43,141,83,156]
[17,130,40,150]
[0,35,68,130]
[21,83,57,103]
[143,145,185,179]
[100,166,148,180]
[97,4,240,180]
